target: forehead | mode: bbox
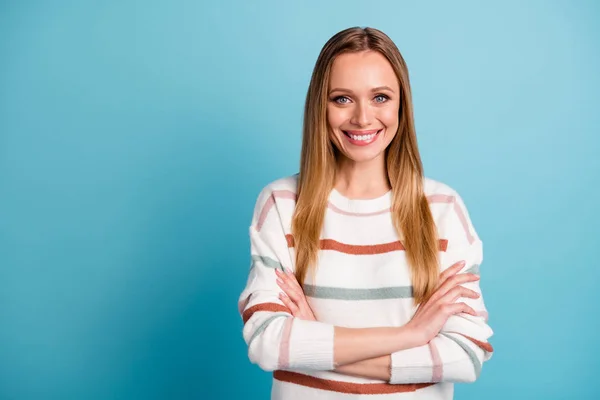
[329,51,399,91]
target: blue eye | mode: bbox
[333,96,350,104]
[374,94,389,103]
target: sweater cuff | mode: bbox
[390,345,433,384]
[288,319,335,370]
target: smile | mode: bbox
[342,129,382,146]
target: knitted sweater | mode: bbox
[238,174,494,399]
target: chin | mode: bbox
[343,150,385,163]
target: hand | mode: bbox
[275,268,317,321]
[405,260,480,346]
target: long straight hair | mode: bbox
[292,27,439,304]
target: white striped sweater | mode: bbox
[238,174,494,399]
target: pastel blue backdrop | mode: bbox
[1,1,598,399]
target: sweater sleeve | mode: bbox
[238,186,335,372]
[389,192,494,384]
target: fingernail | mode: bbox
[459,261,466,267]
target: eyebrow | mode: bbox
[329,86,396,95]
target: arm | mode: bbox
[335,354,392,380]
[388,193,494,384]
[239,187,420,372]
[330,249,492,383]
[335,195,494,383]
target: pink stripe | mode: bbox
[256,195,275,232]
[256,190,297,231]
[277,317,294,369]
[428,340,443,382]
[426,194,454,203]
[427,194,475,244]
[256,190,474,245]
[327,202,391,217]
[273,190,298,201]
[453,202,475,244]
[477,310,489,322]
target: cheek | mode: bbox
[327,106,349,129]
[378,107,399,128]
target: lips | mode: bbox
[342,129,383,146]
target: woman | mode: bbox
[238,27,493,399]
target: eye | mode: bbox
[374,94,389,103]
[333,96,351,104]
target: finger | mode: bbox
[446,302,477,316]
[432,275,479,304]
[284,268,304,292]
[459,302,477,316]
[297,299,314,318]
[276,269,301,292]
[438,261,466,284]
[279,292,299,315]
[435,273,480,299]
[281,270,307,300]
[276,277,304,302]
[281,291,313,320]
[440,286,480,304]
[276,276,294,297]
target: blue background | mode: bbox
[1,1,598,399]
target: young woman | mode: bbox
[238,27,493,399]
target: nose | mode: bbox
[349,101,373,127]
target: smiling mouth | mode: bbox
[342,129,382,142]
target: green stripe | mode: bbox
[440,332,482,378]
[464,264,480,275]
[247,314,289,348]
[303,284,413,300]
[250,255,284,271]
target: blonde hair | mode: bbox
[291,27,439,304]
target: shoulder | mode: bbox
[259,174,299,196]
[251,174,299,227]
[423,176,480,245]
[423,176,472,210]
[254,174,298,206]
[423,176,460,197]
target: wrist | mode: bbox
[396,325,424,350]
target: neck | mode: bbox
[334,154,390,199]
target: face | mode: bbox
[327,50,400,165]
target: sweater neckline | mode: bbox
[328,187,392,214]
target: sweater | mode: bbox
[238,174,494,399]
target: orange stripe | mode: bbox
[242,302,290,324]
[273,370,434,394]
[460,334,494,353]
[285,234,294,248]
[285,235,448,254]
[439,239,448,251]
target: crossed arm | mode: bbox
[239,227,493,384]
[276,261,483,381]
[239,187,494,384]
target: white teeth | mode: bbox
[348,132,377,141]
